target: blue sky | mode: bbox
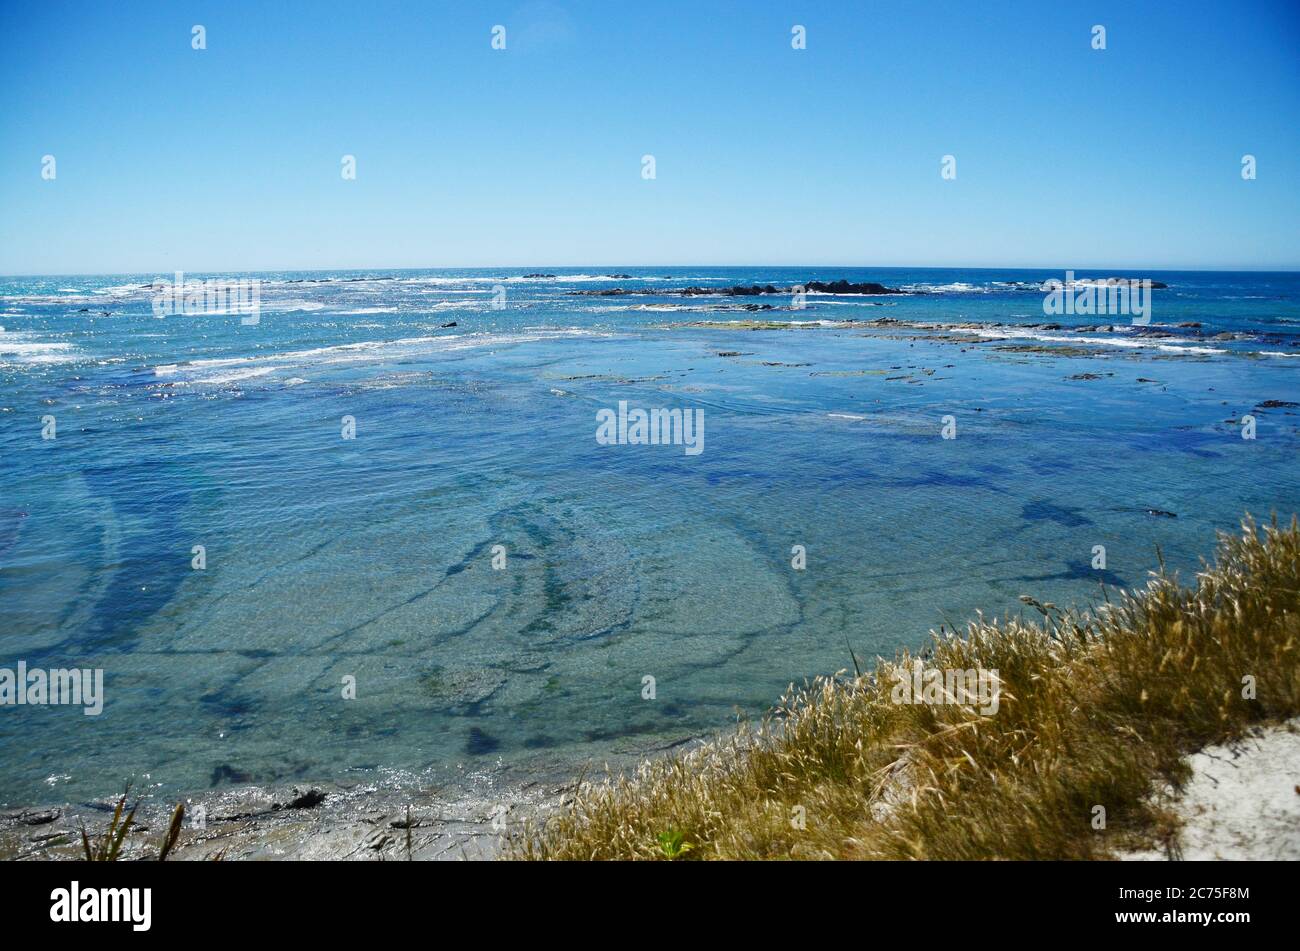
[1,0,1297,274]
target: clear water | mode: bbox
[2,267,1298,806]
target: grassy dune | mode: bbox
[509,515,1300,860]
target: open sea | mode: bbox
[2,266,1299,807]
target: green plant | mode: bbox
[655,829,694,859]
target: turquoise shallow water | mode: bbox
[1,267,1298,806]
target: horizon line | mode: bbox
[4,263,1300,279]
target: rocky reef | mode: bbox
[572,279,910,297]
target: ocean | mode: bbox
[1,266,1298,807]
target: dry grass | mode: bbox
[508,515,1300,860]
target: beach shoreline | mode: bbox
[12,711,1297,862]
[0,729,710,861]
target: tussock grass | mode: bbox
[509,515,1300,860]
[80,790,186,861]
[80,788,137,862]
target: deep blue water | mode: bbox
[1,267,1298,806]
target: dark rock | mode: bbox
[802,280,906,295]
[465,727,500,756]
[277,787,326,810]
[680,284,780,296]
[17,809,60,826]
[572,278,908,298]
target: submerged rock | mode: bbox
[421,667,507,710]
[211,764,254,787]
[465,727,501,756]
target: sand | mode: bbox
[1121,718,1300,861]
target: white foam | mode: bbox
[152,328,612,384]
[0,330,78,365]
[966,327,1226,355]
[195,366,278,385]
[902,282,984,293]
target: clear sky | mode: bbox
[1,0,1297,274]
